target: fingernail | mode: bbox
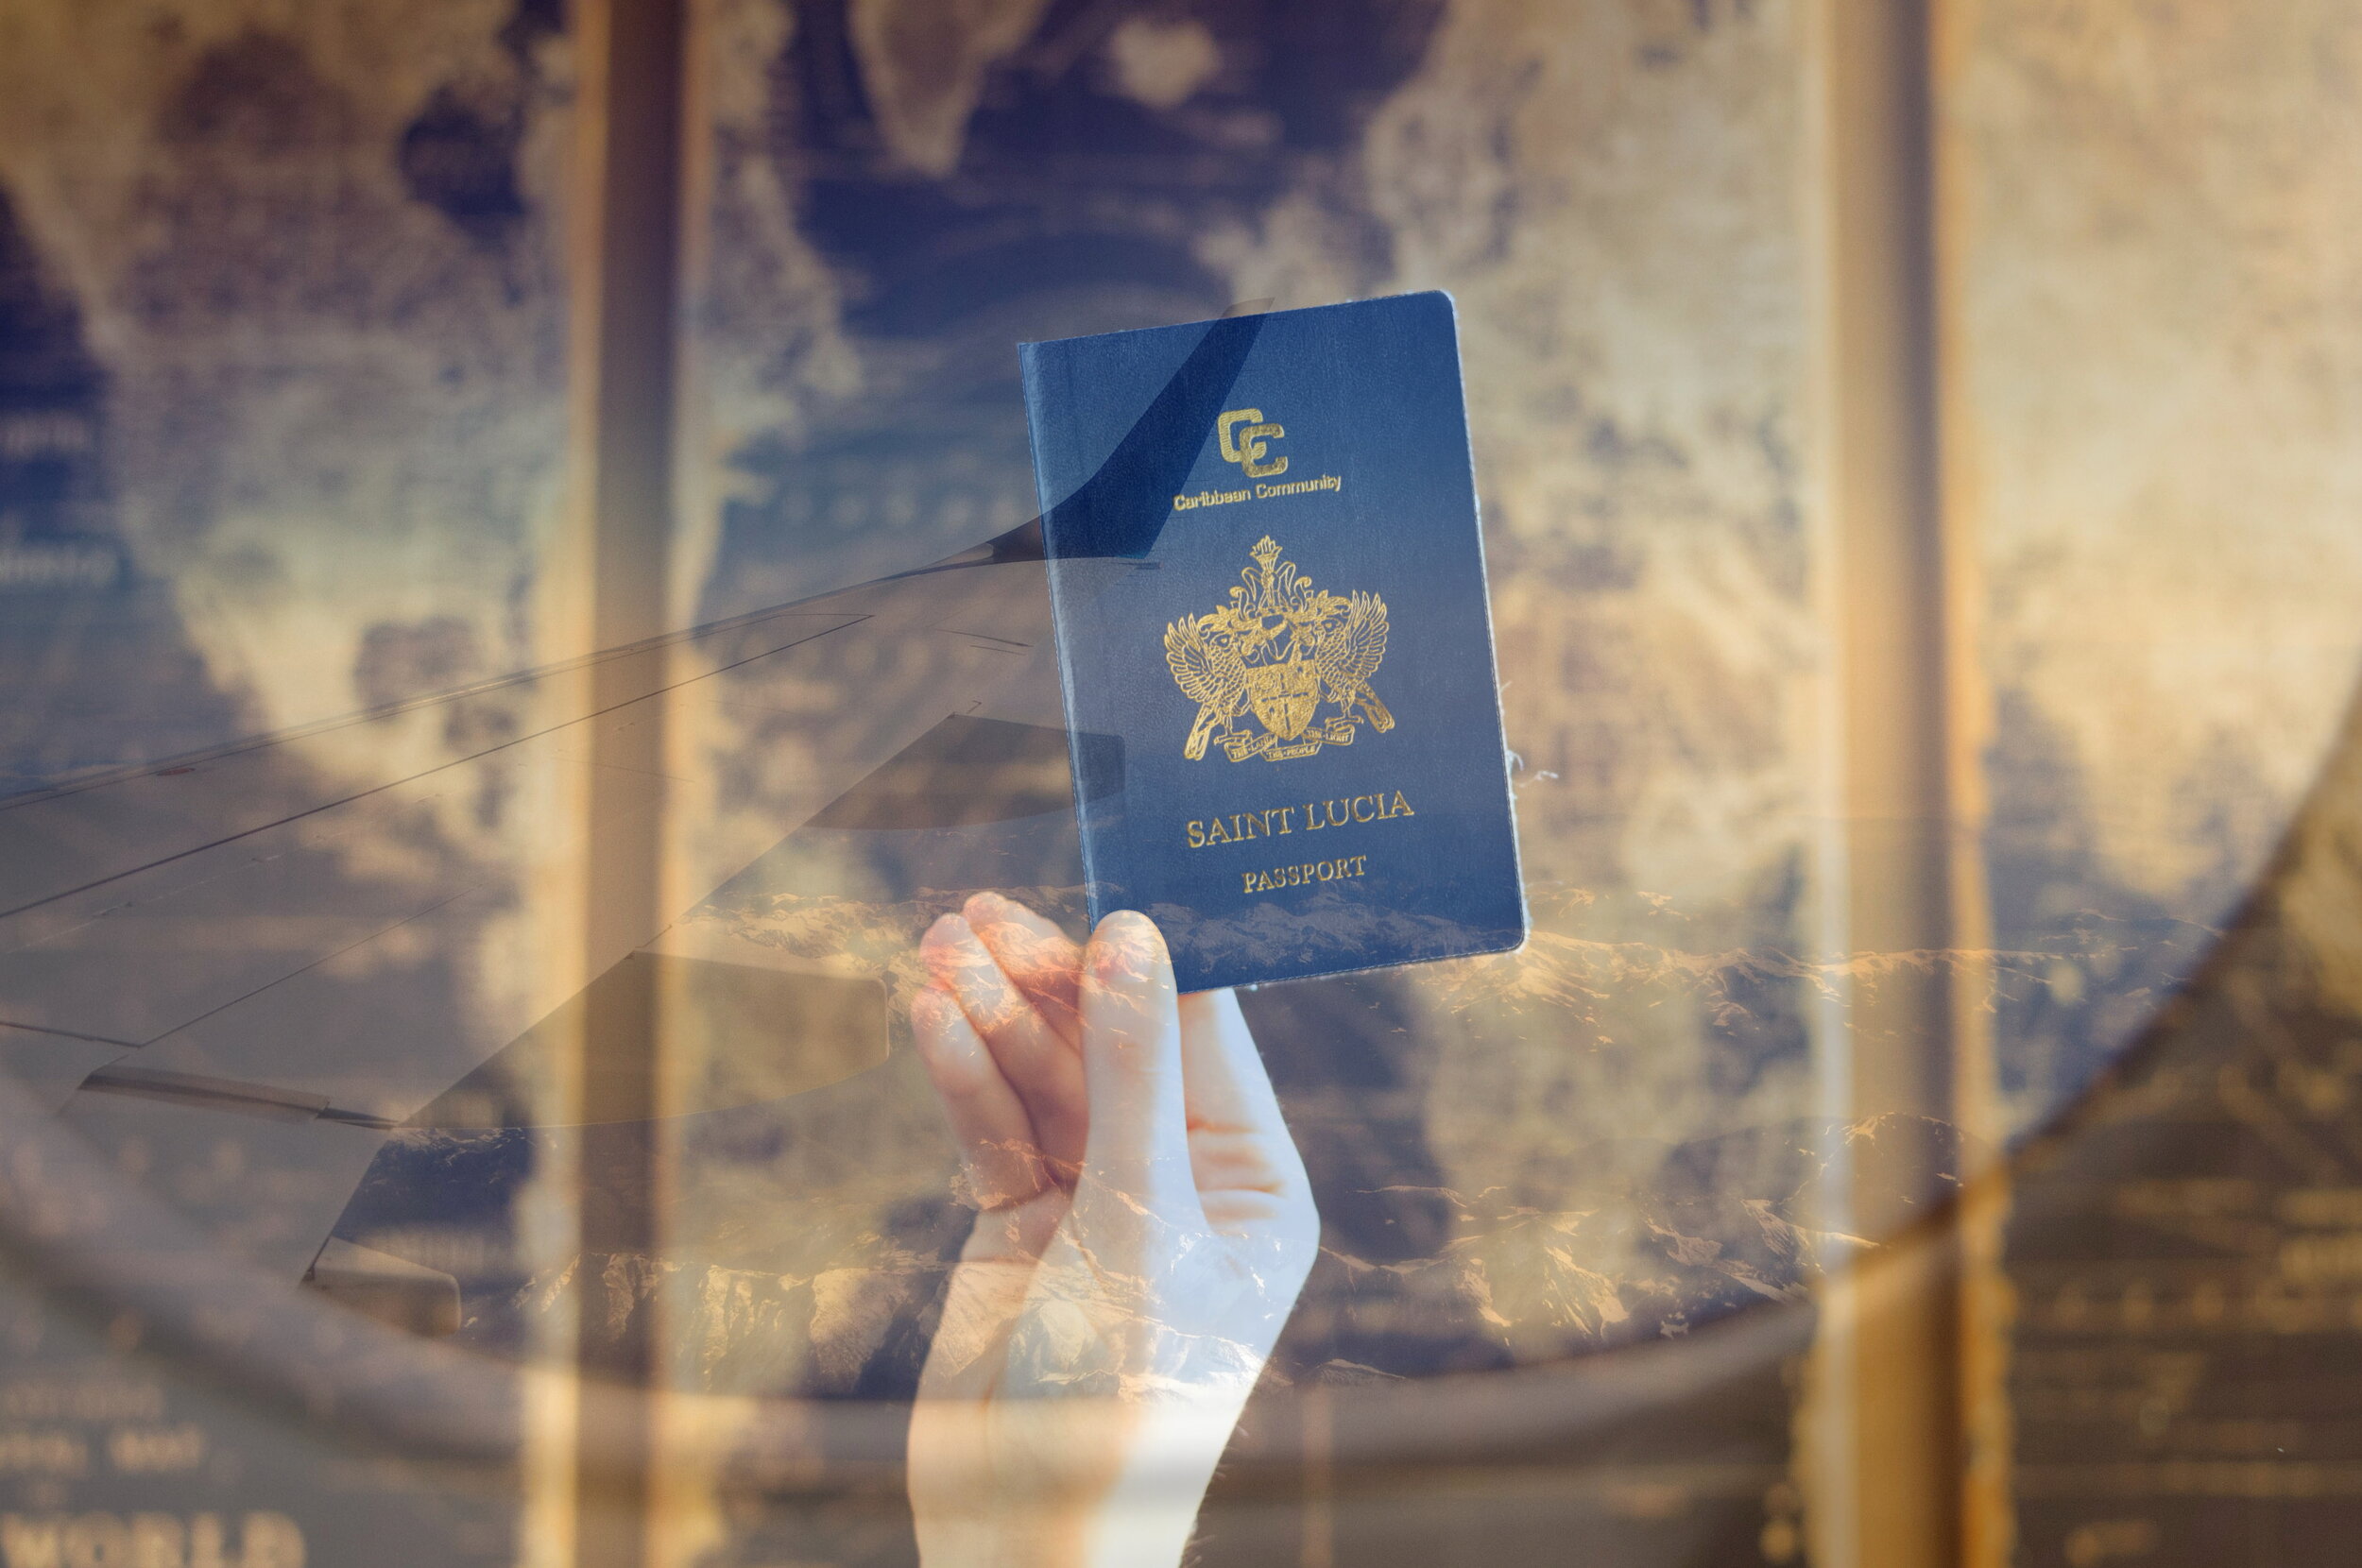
[1089,910,1164,980]
[1095,908,1158,943]
[920,914,977,981]
[910,986,993,1089]
[972,892,1063,936]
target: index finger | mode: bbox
[910,980,1052,1210]
[964,892,1084,1045]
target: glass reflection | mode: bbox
[1,0,2359,1564]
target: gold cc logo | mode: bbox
[1217,408,1289,479]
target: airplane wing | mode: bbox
[0,310,1261,1301]
[0,537,1123,1280]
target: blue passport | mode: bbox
[1020,292,1526,992]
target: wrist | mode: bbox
[909,1398,1236,1568]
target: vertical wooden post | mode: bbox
[1798,0,1967,1563]
[1930,0,2011,1559]
[566,2,688,1566]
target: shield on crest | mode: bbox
[1245,658,1322,741]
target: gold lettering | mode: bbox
[239,1513,304,1568]
[60,1516,127,1568]
[190,1516,224,1568]
[0,1512,290,1568]
[128,1516,180,1568]
[108,1426,204,1474]
[1241,426,1286,479]
[2,1516,60,1568]
[1176,487,1254,510]
[0,1432,86,1477]
[1190,793,1423,849]
[1235,856,1373,896]
[1217,409,1260,464]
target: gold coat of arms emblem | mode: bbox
[1162,536,1394,762]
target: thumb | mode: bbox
[1074,911,1201,1230]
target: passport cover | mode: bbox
[1020,292,1526,992]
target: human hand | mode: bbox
[906,895,1319,1568]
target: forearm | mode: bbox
[910,1398,1240,1568]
